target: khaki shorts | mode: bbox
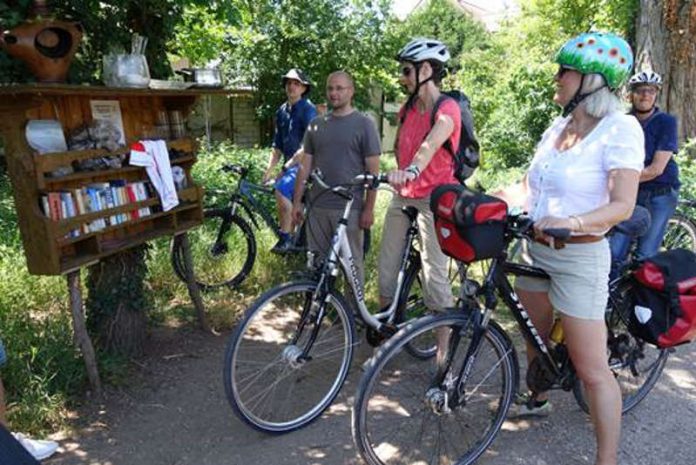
[514,240,610,320]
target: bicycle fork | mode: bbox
[426,311,485,414]
[287,275,334,366]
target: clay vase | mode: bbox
[0,19,83,82]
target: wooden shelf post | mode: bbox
[67,270,103,395]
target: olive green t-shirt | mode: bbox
[303,111,381,210]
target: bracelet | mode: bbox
[569,215,585,232]
[405,164,421,178]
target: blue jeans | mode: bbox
[610,187,679,275]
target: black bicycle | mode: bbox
[223,172,433,434]
[172,163,371,291]
[352,214,669,465]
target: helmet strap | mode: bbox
[406,62,435,111]
[562,75,607,117]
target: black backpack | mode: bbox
[400,90,480,183]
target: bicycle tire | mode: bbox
[172,209,256,291]
[353,312,518,465]
[661,214,696,252]
[223,280,355,433]
[572,282,669,415]
[396,263,436,359]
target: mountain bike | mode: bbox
[662,198,696,252]
[222,171,433,434]
[172,163,371,291]
[352,213,669,465]
[170,164,287,291]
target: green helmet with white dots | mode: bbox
[555,32,634,90]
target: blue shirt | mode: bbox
[272,97,317,162]
[631,107,680,190]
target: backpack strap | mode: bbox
[430,94,454,156]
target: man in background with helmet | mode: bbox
[264,68,317,254]
[610,70,679,273]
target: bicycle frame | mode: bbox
[231,179,279,233]
[445,252,564,400]
[318,196,418,333]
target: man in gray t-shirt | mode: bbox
[291,71,381,288]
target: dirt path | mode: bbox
[47,326,696,465]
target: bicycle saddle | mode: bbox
[612,205,651,238]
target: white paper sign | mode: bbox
[90,100,126,144]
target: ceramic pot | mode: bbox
[0,19,83,82]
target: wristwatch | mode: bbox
[405,164,420,179]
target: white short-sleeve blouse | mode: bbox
[525,111,645,234]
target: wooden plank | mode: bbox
[34,142,194,173]
[0,84,235,98]
[56,200,200,244]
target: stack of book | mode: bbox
[41,180,154,238]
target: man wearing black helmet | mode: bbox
[264,68,317,253]
[610,70,680,273]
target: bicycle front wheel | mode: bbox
[223,281,355,433]
[661,214,696,252]
[172,210,256,291]
[396,264,435,359]
[353,313,517,465]
[573,283,669,414]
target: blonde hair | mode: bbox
[580,74,623,118]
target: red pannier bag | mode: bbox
[430,184,508,263]
[629,248,696,347]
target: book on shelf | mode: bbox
[40,179,155,235]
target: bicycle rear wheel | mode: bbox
[573,282,669,414]
[661,214,696,252]
[223,281,355,433]
[353,312,517,465]
[172,209,256,291]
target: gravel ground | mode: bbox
[46,326,696,465]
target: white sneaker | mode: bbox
[12,432,59,461]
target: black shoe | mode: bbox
[271,236,292,254]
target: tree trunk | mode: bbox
[635,0,696,142]
[85,246,151,356]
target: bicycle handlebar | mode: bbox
[309,169,389,192]
[506,213,571,242]
[221,164,248,177]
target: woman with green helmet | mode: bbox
[497,32,643,465]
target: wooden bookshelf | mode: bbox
[0,85,217,275]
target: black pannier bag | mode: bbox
[430,184,508,263]
[629,248,696,347]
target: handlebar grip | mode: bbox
[542,228,572,240]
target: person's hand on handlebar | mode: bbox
[386,169,417,189]
[534,216,575,239]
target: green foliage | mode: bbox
[676,139,696,200]
[198,0,398,135]
[455,0,639,171]
[391,0,491,70]
[0,0,208,83]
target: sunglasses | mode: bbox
[633,87,658,96]
[556,65,575,77]
[400,65,415,77]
